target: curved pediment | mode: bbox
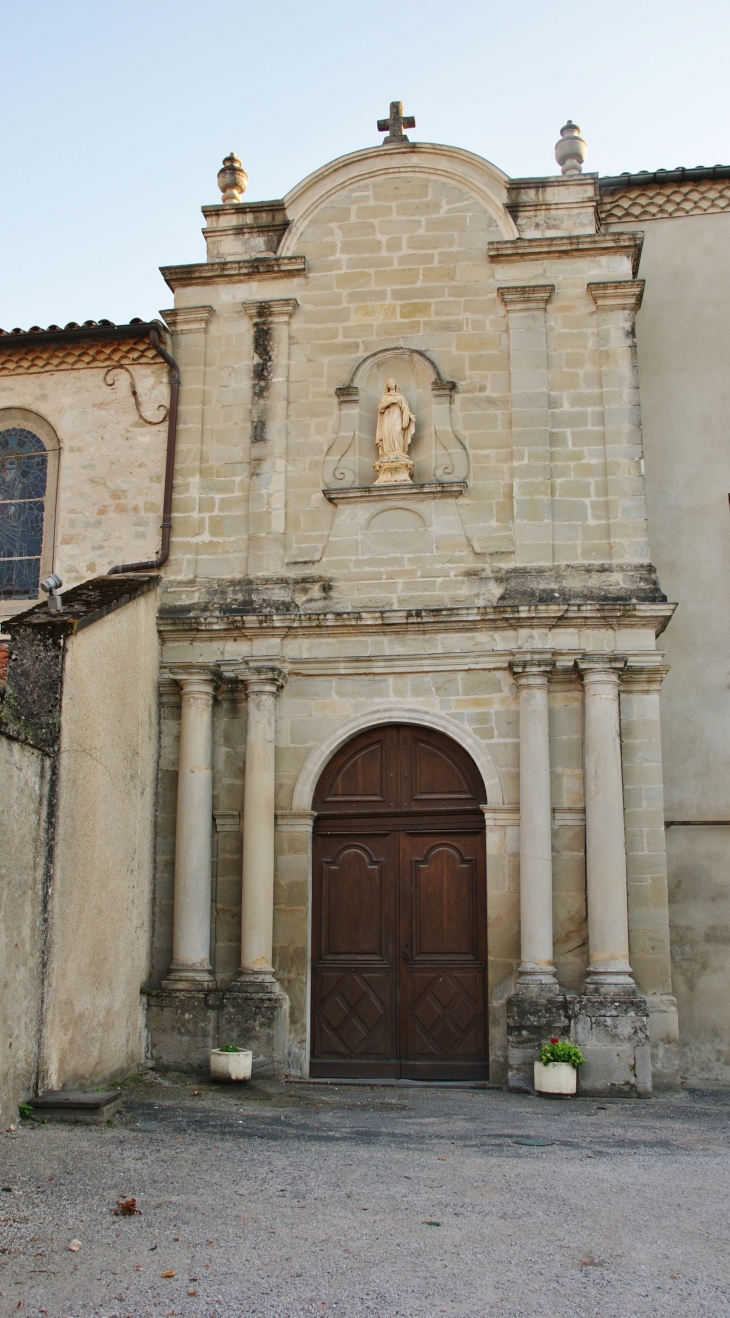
[280,142,517,254]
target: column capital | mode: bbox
[160,305,215,334]
[510,651,554,684]
[242,663,288,697]
[167,665,220,695]
[498,283,555,312]
[577,654,627,688]
[588,280,645,314]
[242,298,298,324]
[621,658,670,693]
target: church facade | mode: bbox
[2,113,729,1117]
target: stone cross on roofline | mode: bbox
[377,100,416,144]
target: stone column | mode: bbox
[243,299,297,577]
[588,281,649,565]
[510,655,558,986]
[164,668,218,987]
[578,655,634,987]
[499,284,554,566]
[237,665,288,984]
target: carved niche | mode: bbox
[323,348,469,490]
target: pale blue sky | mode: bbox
[2,0,728,329]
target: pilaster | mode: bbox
[588,281,650,564]
[243,298,298,576]
[499,285,555,565]
[160,307,215,579]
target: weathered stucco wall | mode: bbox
[0,735,51,1123]
[625,211,730,1081]
[0,358,168,619]
[39,585,160,1090]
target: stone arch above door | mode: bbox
[323,347,469,489]
[291,705,504,811]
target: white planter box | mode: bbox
[210,1048,253,1082]
[534,1060,577,1095]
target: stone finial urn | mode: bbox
[217,151,248,203]
[554,121,588,176]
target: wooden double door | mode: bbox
[311,725,488,1080]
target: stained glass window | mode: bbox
[0,427,48,599]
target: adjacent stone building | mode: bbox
[2,113,728,1118]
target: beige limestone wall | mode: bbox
[666,825,730,1083]
[610,210,730,1079]
[163,159,652,603]
[0,361,168,618]
[156,607,673,1077]
[39,586,159,1090]
[0,735,50,1123]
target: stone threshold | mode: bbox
[285,1078,501,1089]
[323,480,467,504]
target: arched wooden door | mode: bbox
[310,724,488,1080]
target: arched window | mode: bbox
[0,412,59,601]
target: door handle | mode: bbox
[401,943,410,961]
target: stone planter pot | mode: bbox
[210,1048,252,1082]
[534,1060,577,1096]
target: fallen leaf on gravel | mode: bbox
[68,1239,81,1252]
[161,1269,175,1278]
[188,1291,197,1297]
[114,1196,140,1216]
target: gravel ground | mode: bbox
[1,1073,729,1318]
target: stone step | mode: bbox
[28,1090,122,1124]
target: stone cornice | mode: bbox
[498,284,555,312]
[156,599,676,643]
[488,232,644,278]
[160,306,215,333]
[160,256,306,291]
[588,280,645,313]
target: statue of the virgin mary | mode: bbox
[373,379,416,484]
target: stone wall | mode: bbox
[605,209,730,1082]
[0,355,168,620]
[0,736,51,1125]
[0,577,160,1103]
[40,585,160,1090]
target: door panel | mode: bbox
[322,844,385,957]
[311,725,488,1080]
[412,842,476,956]
[400,830,487,1079]
[311,830,398,1077]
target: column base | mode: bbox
[143,980,290,1079]
[507,988,575,1092]
[222,979,290,1077]
[161,963,216,991]
[516,962,559,988]
[584,965,636,991]
[574,990,652,1097]
[144,988,223,1072]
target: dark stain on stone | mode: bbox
[251,306,274,444]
